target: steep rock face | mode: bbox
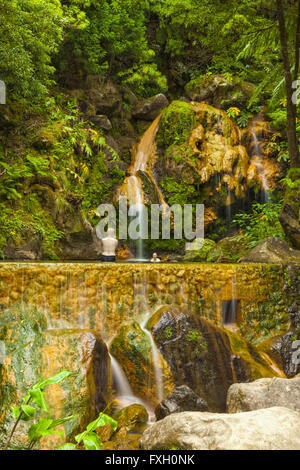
[239,237,300,264]
[0,306,110,449]
[147,307,275,412]
[139,407,300,450]
[132,94,169,121]
[227,377,300,413]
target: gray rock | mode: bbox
[133,94,169,121]
[264,332,300,378]
[239,237,300,264]
[155,386,209,420]
[89,115,112,130]
[139,407,300,450]
[227,377,300,413]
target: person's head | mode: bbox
[107,227,116,238]
[152,252,158,260]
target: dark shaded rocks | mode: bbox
[147,307,275,412]
[89,115,112,130]
[239,237,300,264]
[155,386,208,420]
[132,94,169,121]
[85,77,122,116]
[227,377,300,413]
[139,407,300,450]
[0,306,110,449]
[3,236,43,260]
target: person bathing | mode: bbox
[101,228,118,262]
[151,252,161,263]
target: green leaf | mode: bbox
[58,443,77,451]
[29,389,48,412]
[32,370,73,391]
[49,415,78,429]
[83,432,103,450]
[28,419,53,442]
[20,404,36,421]
[11,406,22,420]
[75,413,117,443]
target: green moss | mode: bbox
[157,101,196,149]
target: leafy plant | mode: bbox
[5,371,75,450]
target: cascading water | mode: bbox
[119,115,168,260]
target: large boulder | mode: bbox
[110,322,174,405]
[112,404,148,431]
[147,307,275,412]
[132,94,169,121]
[155,386,208,421]
[0,306,110,450]
[139,407,300,450]
[227,377,300,413]
[85,77,122,116]
[239,237,300,264]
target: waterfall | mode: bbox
[250,128,270,203]
[119,115,168,260]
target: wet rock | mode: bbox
[139,407,300,450]
[147,307,276,412]
[239,237,300,264]
[113,404,148,431]
[155,386,208,420]
[110,322,174,405]
[89,115,112,130]
[133,94,169,121]
[0,306,110,450]
[260,331,300,378]
[96,423,115,442]
[227,377,300,413]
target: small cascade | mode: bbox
[119,115,168,260]
[250,130,271,203]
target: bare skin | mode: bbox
[151,252,161,263]
[101,228,118,256]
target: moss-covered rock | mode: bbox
[184,238,216,262]
[0,305,110,450]
[206,236,249,263]
[110,322,174,405]
[112,404,148,431]
[157,100,197,149]
[279,169,300,249]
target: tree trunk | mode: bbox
[276,0,300,168]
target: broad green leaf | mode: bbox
[83,432,103,451]
[28,419,53,442]
[20,404,36,421]
[32,370,73,391]
[29,389,48,412]
[58,443,77,451]
[75,412,117,443]
[11,406,22,420]
[49,415,78,429]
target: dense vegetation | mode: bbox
[0,0,299,258]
